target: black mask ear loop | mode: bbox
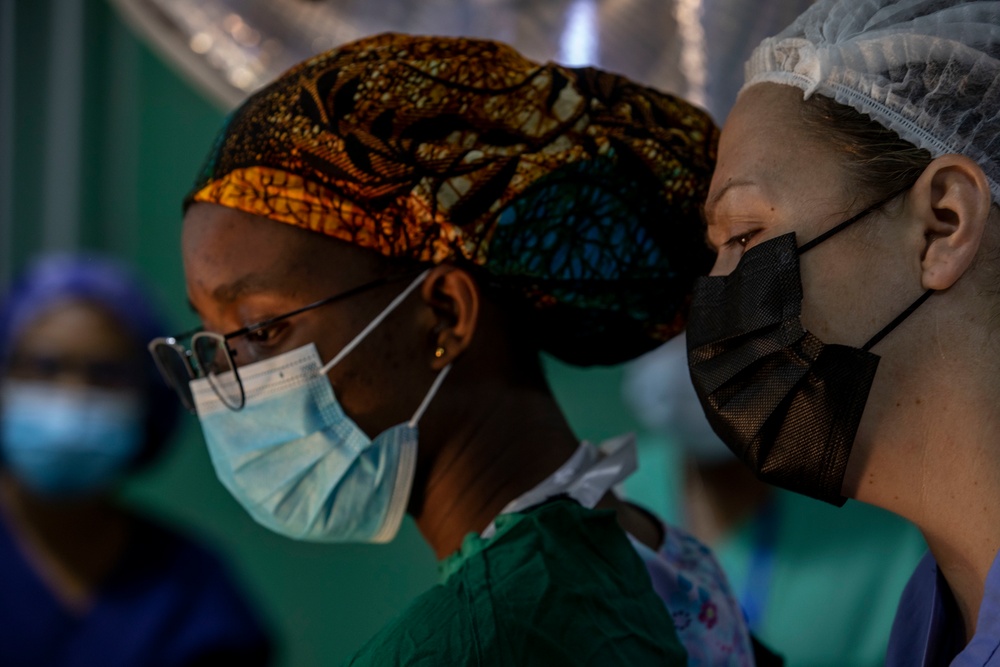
[859,289,934,351]
[796,186,935,352]
[797,187,911,254]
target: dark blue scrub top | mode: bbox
[887,549,1000,666]
[0,511,272,667]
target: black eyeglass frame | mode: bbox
[148,273,417,413]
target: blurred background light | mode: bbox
[108,0,813,119]
[107,0,686,111]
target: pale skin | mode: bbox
[707,83,1000,641]
[0,301,138,612]
[182,203,663,559]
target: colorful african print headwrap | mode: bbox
[188,33,717,365]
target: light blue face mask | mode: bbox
[0,381,145,497]
[191,271,451,543]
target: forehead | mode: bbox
[181,203,378,301]
[11,300,134,360]
[708,84,847,215]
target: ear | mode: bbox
[912,155,993,290]
[419,265,480,370]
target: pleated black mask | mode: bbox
[686,194,933,505]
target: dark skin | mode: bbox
[183,203,662,558]
[0,300,139,612]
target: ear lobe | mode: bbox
[419,266,479,369]
[916,155,992,291]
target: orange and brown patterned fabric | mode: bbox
[187,33,717,365]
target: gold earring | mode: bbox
[434,346,446,359]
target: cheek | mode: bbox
[323,314,430,437]
[798,245,882,344]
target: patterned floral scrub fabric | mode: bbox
[630,525,754,666]
[188,33,718,365]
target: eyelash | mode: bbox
[724,230,759,248]
[244,322,286,347]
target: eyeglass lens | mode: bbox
[7,354,141,389]
[149,343,196,411]
[192,334,244,410]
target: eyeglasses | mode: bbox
[148,274,411,413]
[6,354,142,389]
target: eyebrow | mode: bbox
[705,179,760,216]
[703,179,767,252]
[211,273,282,304]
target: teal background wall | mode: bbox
[0,3,647,665]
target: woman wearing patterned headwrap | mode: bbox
[150,33,752,665]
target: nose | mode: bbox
[50,369,94,389]
[709,250,739,277]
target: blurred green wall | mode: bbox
[0,2,645,665]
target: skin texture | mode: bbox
[0,300,140,611]
[182,203,663,558]
[707,83,1000,641]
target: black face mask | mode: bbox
[686,192,933,505]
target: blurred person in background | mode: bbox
[624,333,927,667]
[0,254,272,667]
[149,33,765,666]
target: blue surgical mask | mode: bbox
[0,381,145,497]
[192,272,450,543]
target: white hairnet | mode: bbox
[743,0,1000,202]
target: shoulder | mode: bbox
[630,511,755,667]
[117,515,273,665]
[346,583,480,666]
[347,500,687,667]
[124,515,244,599]
[886,552,947,667]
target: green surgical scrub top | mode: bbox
[346,499,686,666]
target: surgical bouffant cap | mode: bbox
[188,33,718,366]
[744,0,1000,202]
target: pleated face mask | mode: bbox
[686,191,932,505]
[191,273,450,543]
[0,382,145,497]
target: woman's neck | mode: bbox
[0,473,129,611]
[917,426,1000,643]
[848,359,1000,643]
[411,383,580,559]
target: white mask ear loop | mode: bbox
[408,364,451,428]
[319,269,431,376]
